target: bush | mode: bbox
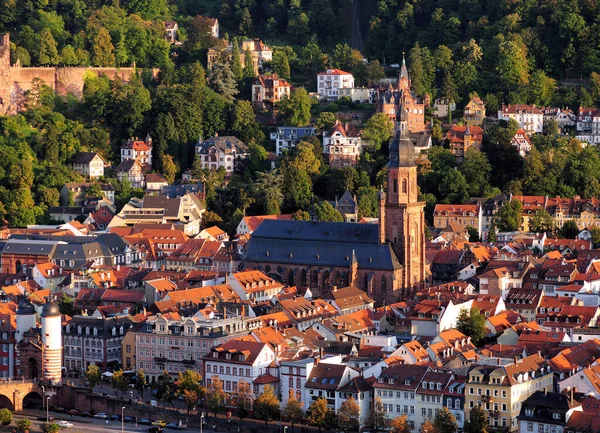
[0,408,11,425]
[16,418,31,432]
[41,422,60,433]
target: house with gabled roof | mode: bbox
[71,152,106,179]
[195,135,249,174]
[464,96,486,126]
[204,338,277,399]
[304,360,359,411]
[321,285,375,315]
[498,104,544,134]
[252,73,291,107]
[323,121,363,168]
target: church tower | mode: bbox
[382,106,426,293]
[398,53,410,92]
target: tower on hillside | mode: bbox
[381,105,426,294]
[398,53,410,92]
[41,300,62,383]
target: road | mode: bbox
[12,411,194,433]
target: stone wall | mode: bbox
[0,33,157,116]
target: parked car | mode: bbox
[37,416,54,421]
[152,420,166,427]
[109,415,121,421]
[93,413,109,419]
[146,427,163,433]
[124,416,136,423]
[165,422,180,430]
[139,418,153,425]
[68,409,80,416]
[81,411,92,418]
[57,421,73,428]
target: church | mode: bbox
[244,108,426,304]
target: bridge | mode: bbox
[0,380,44,411]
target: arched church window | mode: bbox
[393,178,398,193]
[402,178,407,194]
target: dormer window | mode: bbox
[525,409,533,416]
[553,413,560,420]
[212,352,218,358]
[422,381,428,388]
[388,378,394,384]
[405,379,411,385]
[378,378,384,383]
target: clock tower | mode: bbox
[380,106,426,294]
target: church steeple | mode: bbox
[382,103,426,297]
[398,52,410,91]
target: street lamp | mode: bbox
[121,406,125,433]
[46,396,50,423]
[201,414,204,433]
[41,386,45,411]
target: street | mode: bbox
[12,411,195,433]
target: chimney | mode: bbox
[319,346,324,359]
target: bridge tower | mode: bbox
[41,301,62,382]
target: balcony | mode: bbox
[182,359,196,365]
[482,395,493,403]
[489,410,500,418]
[154,357,167,363]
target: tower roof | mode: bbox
[17,299,35,316]
[41,301,61,318]
[400,52,409,79]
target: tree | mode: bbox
[494,200,523,232]
[16,419,30,432]
[57,292,75,316]
[292,210,311,220]
[459,149,492,197]
[255,170,284,214]
[243,48,255,78]
[232,380,252,421]
[239,7,253,36]
[135,369,146,393]
[368,397,387,431]
[230,41,243,82]
[362,113,393,150]
[496,34,530,91]
[283,395,304,432]
[231,100,265,144]
[156,370,176,403]
[111,370,129,397]
[529,70,557,106]
[201,211,224,229]
[530,209,554,234]
[208,62,239,101]
[38,28,60,65]
[177,370,205,414]
[92,27,115,66]
[278,88,312,126]
[206,375,225,417]
[313,201,343,222]
[272,50,291,79]
[421,420,434,433]
[315,112,336,131]
[308,398,329,433]
[161,154,177,184]
[85,364,100,388]
[560,220,580,239]
[254,385,280,430]
[0,408,12,426]
[464,406,487,433]
[300,42,326,74]
[338,397,360,433]
[456,308,486,347]
[433,407,458,433]
[467,226,479,242]
[389,415,411,433]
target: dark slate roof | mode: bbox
[1,239,59,256]
[115,159,141,174]
[72,152,102,164]
[161,183,204,198]
[141,195,181,217]
[195,136,248,155]
[64,315,134,338]
[275,127,316,140]
[517,391,578,424]
[389,131,417,168]
[245,220,401,271]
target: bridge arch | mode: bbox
[22,391,43,409]
[0,394,13,410]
